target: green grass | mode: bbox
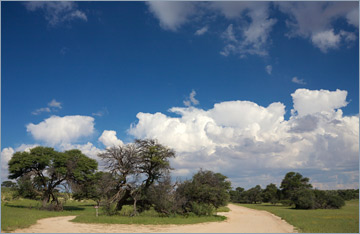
[72,205,226,225]
[235,200,359,233]
[216,206,230,212]
[72,213,225,225]
[1,199,96,232]
[1,199,226,232]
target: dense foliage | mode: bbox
[176,170,231,215]
[8,146,98,210]
[229,171,350,210]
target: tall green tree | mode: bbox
[8,146,97,208]
[247,185,263,204]
[262,183,279,204]
[280,172,312,199]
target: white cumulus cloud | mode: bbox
[26,115,95,146]
[99,130,124,148]
[291,89,348,116]
[128,88,358,189]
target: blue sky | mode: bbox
[2,1,359,189]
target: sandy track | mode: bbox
[11,204,297,233]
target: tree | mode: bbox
[98,139,175,212]
[177,169,231,212]
[1,181,17,189]
[15,174,41,199]
[72,172,116,206]
[147,174,183,215]
[247,185,263,204]
[229,187,245,203]
[135,139,175,193]
[262,183,279,204]
[291,188,315,209]
[8,146,98,209]
[280,172,312,199]
[98,143,139,211]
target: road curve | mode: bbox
[11,204,297,233]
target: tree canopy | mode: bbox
[8,146,97,209]
[280,171,312,199]
[97,139,175,212]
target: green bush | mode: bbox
[190,202,215,216]
[292,189,315,209]
[314,189,345,209]
[102,202,118,216]
[326,194,345,209]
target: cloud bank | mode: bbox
[129,89,358,189]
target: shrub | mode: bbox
[292,189,315,209]
[176,170,231,212]
[326,194,345,209]
[102,201,118,216]
[190,202,215,216]
[314,189,345,209]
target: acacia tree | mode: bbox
[8,146,97,209]
[98,143,139,211]
[280,172,312,199]
[98,139,175,212]
[135,139,175,210]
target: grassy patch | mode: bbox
[72,205,226,225]
[216,206,230,212]
[72,213,226,225]
[1,199,96,232]
[1,200,226,232]
[235,200,359,233]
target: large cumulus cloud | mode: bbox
[26,115,95,146]
[129,89,359,189]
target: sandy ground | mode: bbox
[11,204,297,233]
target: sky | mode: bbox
[1,1,359,190]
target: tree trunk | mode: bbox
[132,198,138,216]
[116,189,131,210]
[42,194,50,208]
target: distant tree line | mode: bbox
[229,172,358,209]
[4,140,231,216]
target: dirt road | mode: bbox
[12,204,297,233]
